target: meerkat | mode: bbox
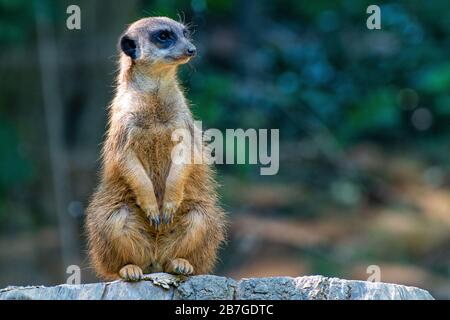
[85,17,227,281]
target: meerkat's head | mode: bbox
[119,17,196,72]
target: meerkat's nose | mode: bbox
[186,46,197,57]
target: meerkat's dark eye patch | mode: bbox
[120,35,138,60]
[151,29,176,48]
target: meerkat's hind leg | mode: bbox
[119,264,144,281]
[167,258,194,276]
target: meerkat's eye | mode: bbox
[156,30,171,42]
[151,30,176,48]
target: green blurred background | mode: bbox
[0,0,449,298]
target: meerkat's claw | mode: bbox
[144,205,160,228]
[149,215,160,228]
[151,217,161,229]
[119,264,143,281]
[170,258,194,276]
[162,213,173,225]
[162,202,177,225]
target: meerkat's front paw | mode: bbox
[119,264,143,281]
[162,201,179,225]
[169,258,194,276]
[142,204,160,228]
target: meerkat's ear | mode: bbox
[120,34,139,60]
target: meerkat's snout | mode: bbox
[165,40,196,63]
[185,44,197,57]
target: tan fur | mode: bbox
[85,17,227,280]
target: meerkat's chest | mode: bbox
[133,125,176,156]
[130,125,177,180]
[127,107,189,176]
